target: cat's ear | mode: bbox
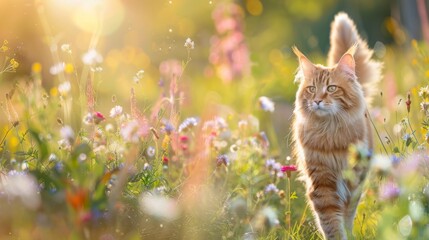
[336,44,357,76]
[292,46,315,82]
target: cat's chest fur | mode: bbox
[295,112,367,152]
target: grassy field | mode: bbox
[1,1,429,239]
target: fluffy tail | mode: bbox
[328,12,382,104]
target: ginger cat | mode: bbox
[292,12,381,239]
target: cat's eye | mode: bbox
[307,86,316,93]
[327,85,337,93]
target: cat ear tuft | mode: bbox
[337,43,357,76]
[292,46,315,81]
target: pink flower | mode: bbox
[281,165,297,172]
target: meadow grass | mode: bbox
[1,3,429,240]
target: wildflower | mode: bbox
[32,62,42,74]
[162,156,169,166]
[120,119,148,143]
[184,38,195,49]
[379,180,400,201]
[419,86,429,99]
[238,120,248,130]
[93,112,105,124]
[265,158,276,169]
[178,117,199,132]
[0,40,9,52]
[82,49,103,65]
[48,153,58,162]
[163,121,175,135]
[0,172,41,210]
[61,44,71,53]
[78,153,87,162]
[281,164,298,178]
[143,163,151,170]
[405,92,411,113]
[420,101,429,114]
[109,105,123,118]
[60,125,75,144]
[258,131,270,147]
[133,69,145,83]
[58,81,71,96]
[371,155,392,172]
[83,113,94,125]
[146,146,155,158]
[65,63,74,74]
[139,193,179,221]
[216,154,230,167]
[264,183,279,193]
[9,58,19,70]
[259,96,275,112]
[391,155,401,166]
[50,62,65,75]
[105,123,114,132]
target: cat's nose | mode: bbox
[314,100,322,105]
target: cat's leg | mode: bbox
[307,174,347,240]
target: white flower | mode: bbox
[184,38,195,49]
[133,70,145,83]
[139,193,179,221]
[60,125,75,143]
[61,44,71,53]
[82,49,103,65]
[0,172,41,210]
[58,81,71,95]
[110,105,123,118]
[258,96,275,112]
[49,62,65,75]
[146,146,156,158]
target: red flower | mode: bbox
[93,111,105,124]
[281,165,297,172]
[162,156,169,165]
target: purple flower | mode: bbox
[379,180,400,201]
[264,183,279,193]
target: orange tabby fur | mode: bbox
[292,12,381,240]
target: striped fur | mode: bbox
[292,12,381,240]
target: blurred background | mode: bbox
[0,0,427,156]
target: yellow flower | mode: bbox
[10,58,19,69]
[32,62,42,73]
[162,135,170,150]
[0,40,8,52]
[50,87,58,97]
[65,63,74,74]
[9,136,19,151]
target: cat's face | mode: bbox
[293,46,364,118]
